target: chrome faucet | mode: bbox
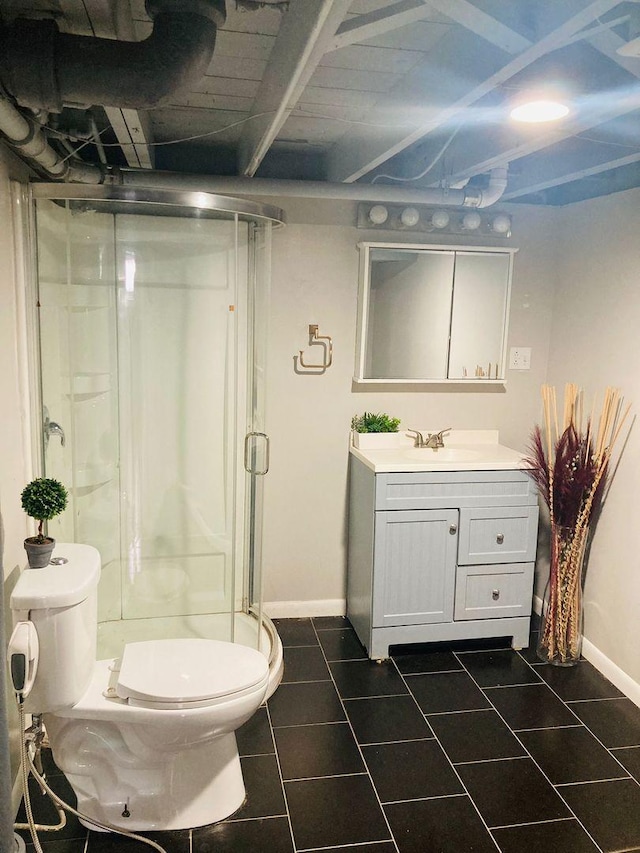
[424,428,451,449]
[406,428,451,449]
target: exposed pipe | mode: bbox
[115,168,509,207]
[0,0,225,113]
[0,95,102,182]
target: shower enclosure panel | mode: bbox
[33,195,253,634]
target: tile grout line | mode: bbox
[453,649,606,853]
[310,620,401,853]
[511,658,640,791]
[389,656,503,853]
[264,699,298,853]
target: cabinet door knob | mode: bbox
[496,533,504,544]
[449,524,457,535]
[492,589,500,600]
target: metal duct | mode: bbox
[0,0,225,113]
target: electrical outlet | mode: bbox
[509,347,532,370]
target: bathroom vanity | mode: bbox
[347,431,538,659]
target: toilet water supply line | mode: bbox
[9,625,167,853]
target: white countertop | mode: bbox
[349,430,527,473]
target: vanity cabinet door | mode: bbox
[372,509,458,627]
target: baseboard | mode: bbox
[581,638,640,709]
[532,595,639,708]
[263,599,346,619]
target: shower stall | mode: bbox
[23,184,284,692]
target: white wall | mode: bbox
[545,187,640,687]
[261,197,558,612]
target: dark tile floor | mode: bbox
[17,616,640,853]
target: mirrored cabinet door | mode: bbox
[355,242,515,384]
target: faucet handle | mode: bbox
[406,429,424,448]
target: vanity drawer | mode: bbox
[454,563,534,621]
[375,471,537,511]
[458,506,538,565]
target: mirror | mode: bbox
[355,243,514,383]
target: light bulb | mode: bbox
[400,207,420,227]
[510,99,569,123]
[368,205,388,225]
[491,214,511,234]
[431,210,450,229]
[462,211,482,230]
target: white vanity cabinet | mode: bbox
[347,454,539,659]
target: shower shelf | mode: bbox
[67,372,111,397]
[72,464,113,491]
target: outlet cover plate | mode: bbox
[509,347,531,370]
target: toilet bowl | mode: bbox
[10,544,271,831]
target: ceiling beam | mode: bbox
[423,86,640,190]
[327,0,629,183]
[426,0,531,55]
[103,107,155,169]
[329,1,437,52]
[238,0,352,177]
[503,150,640,200]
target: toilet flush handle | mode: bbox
[8,621,39,699]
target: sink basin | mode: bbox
[403,448,482,462]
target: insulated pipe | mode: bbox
[116,170,509,207]
[0,0,225,113]
[0,95,102,181]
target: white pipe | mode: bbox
[118,167,509,207]
[476,167,509,208]
[118,170,486,207]
[0,95,102,182]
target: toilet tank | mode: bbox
[10,543,101,714]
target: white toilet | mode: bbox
[9,543,271,831]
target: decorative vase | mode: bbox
[537,524,589,666]
[24,536,56,569]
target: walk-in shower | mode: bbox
[23,184,285,694]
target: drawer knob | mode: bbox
[496,533,504,544]
[492,589,500,600]
[449,524,457,535]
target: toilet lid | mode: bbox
[115,638,269,706]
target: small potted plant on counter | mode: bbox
[351,411,401,448]
[21,477,68,568]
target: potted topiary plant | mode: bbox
[21,477,68,568]
[351,412,401,448]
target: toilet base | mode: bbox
[51,728,247,831]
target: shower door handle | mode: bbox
[244,432,270,475]
[43,406,66,447]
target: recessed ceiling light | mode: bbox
[510,99,570,123]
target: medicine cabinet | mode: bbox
[354,242,516,384]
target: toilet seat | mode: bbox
[115,638,269,710]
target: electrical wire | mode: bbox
[39,107,416,157]
[371,124,461,184]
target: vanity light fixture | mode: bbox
[431,209,450,229]
[462,211,482,231]
[400,206,420,227]
[510,99,569,123]
[490,213,512,235]
[368,204,389,225]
